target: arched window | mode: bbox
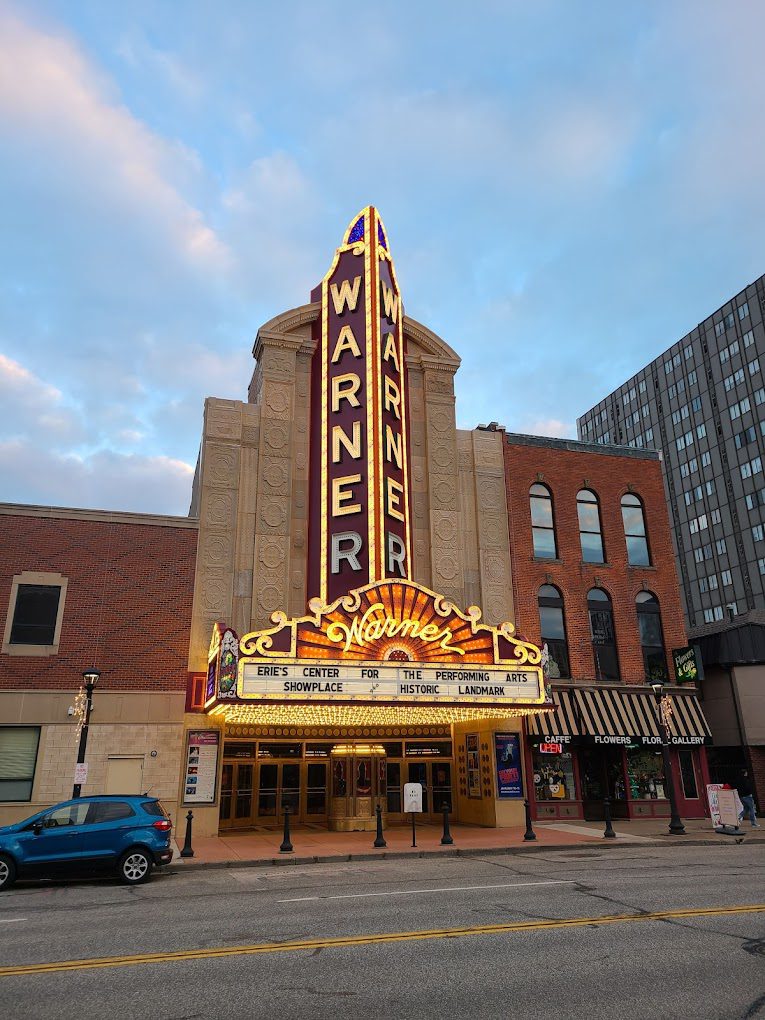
[621,493,650,566]
[577,489,605,563]
[529,484,557,559]
[538,585,570,678]
[636,591,668,682]
[588,587,620,681]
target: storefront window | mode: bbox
[532,751,576,801]
[626,746,667,799]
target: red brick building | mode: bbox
[499,431,712,821]
[0,504,197,825]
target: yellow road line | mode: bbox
[1,904,763,977]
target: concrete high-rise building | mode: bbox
[577,274,765,802]
[578,276,765,629]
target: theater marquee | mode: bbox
[204,578,545,712]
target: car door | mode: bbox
[20,802,92,870]
[85,801,138,862]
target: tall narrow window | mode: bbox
[588,588,620,681]
[577,489,605,563]
[621,493,651,566]
[529,484,557,559]
[636,592,668,682]
[538,585,570,679]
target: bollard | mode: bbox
[280,803,294,854]
[440,801,454,846]
[180,810,194,858]
[523,799,537,841]
[603,796,616,839]
[373,803,387,848]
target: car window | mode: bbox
[44,803,90,827]
[91,801,135,823]
[140,800,166,817]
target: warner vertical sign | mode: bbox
[308,207,412,603]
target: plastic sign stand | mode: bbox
[404,782,423,847]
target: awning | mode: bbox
[527,686,712,746]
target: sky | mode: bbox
[1,1,764,516]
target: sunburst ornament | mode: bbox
[383,644,413,662]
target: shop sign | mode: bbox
[183,730,220,805]
[404,782,423,812]
[706,784,724,827]
[672,645,702,685]
[640,735,707,746]
[539,742,564,754]
[494,733,523,798]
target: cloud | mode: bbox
[0,353,85,446]
[0,7,229,274]
[521,418,577,440]
[0,439,194,515]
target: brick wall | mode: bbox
[502,435,687,683]
[0,510,198,692]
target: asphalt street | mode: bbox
[0,843,763,1020]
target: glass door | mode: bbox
[675,748,701,814]
[306,763,327,817]
[220,762,254,829]
[257,762,304,822]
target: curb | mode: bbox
[167,835,765,874]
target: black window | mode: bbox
[577,489,605,563]
[636,592,668,682]
[538,585,570,679]
[90,801,135,823]
[588,588,620,681]
[529,484,557,559]
[621,494,651,566]
[10,585,61,645]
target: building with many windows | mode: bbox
[496,430,710,822]
[577,275,765,809]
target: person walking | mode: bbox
[737,770,760,828]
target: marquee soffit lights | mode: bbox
[209,703,549,727]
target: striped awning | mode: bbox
[527,686,712,745]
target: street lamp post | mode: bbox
[650,680,685,835]
[72,669,99,799]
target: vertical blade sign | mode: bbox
[308,207,412,604]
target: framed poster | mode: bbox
[466,733,481,799]
[494,733,523,798]
[183,730,220,805]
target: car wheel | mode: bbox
[0,854,17,892]
[118,848,152,885]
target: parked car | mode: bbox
[0,795,173,891]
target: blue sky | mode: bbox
[1,1,764,515]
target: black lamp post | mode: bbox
[650,680,685,835]
[72,669,99,799]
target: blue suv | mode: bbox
[0,795,173,890]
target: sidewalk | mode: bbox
[171,816,763,871]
